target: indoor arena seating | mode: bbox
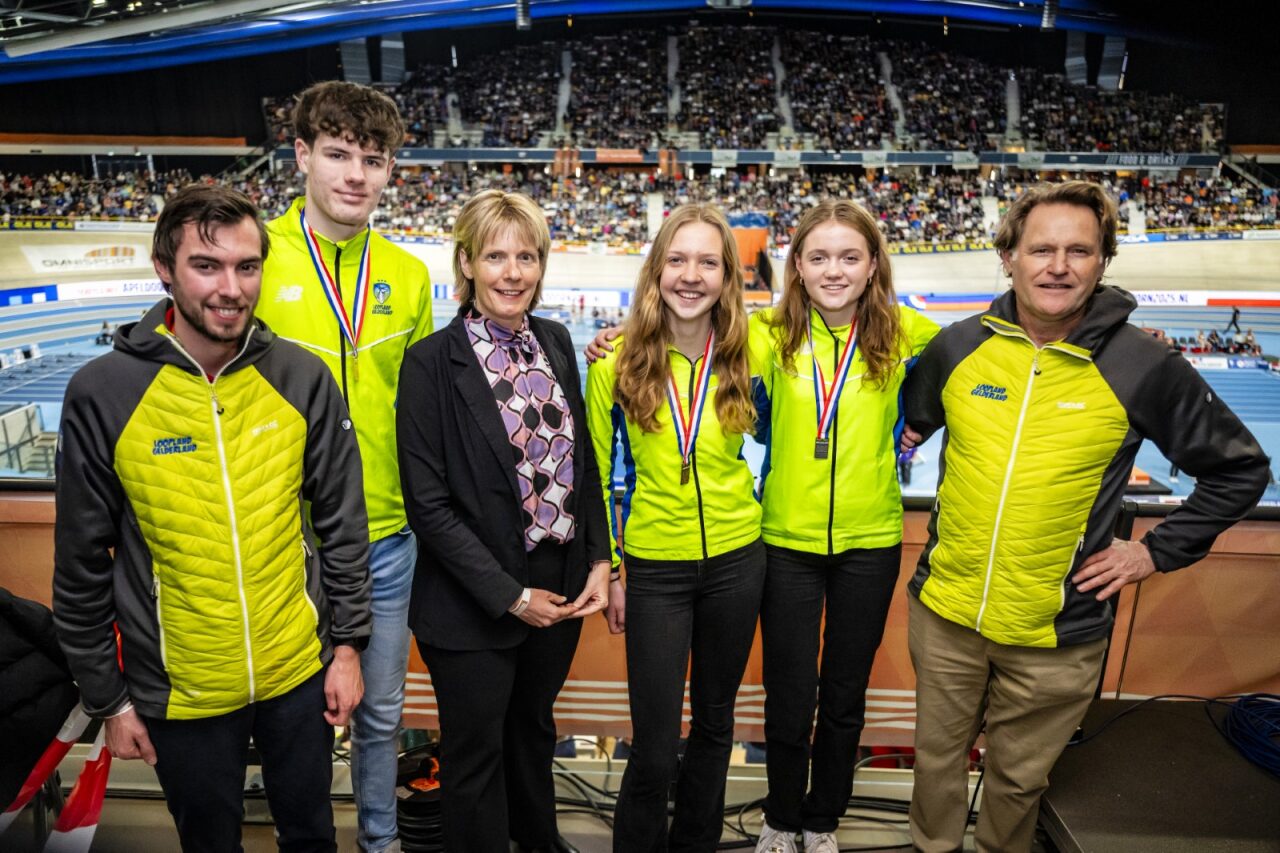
[1018,67,1225,153]
[675,25,780,150]
[563,30,670,150]
[891,40,1008,152]
[781,31,890,151]
[4,167,1275,248]
[257,24,1228,154]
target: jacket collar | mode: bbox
[113,298,276,376]
[983,284,1137,356]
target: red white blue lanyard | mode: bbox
[808,314,858,459]
[666,330,715,485]
[300,206,372,355]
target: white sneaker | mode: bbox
[802,830,840,853]
[755,820,798,853]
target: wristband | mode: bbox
[509,587,532,616]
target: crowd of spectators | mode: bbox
[7,167,1275,250]
[258,25,1226,154]
[453,42,561,147]
[0,170,191,220]
[675,26,779,150]
[1151,326,1263,358]
[1122,176,1276,230]
[782,31,890,151]
[564,31,670,150]
[892,41,1008,152]
[1018,69,1224,153]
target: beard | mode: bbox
[171,287,250,346]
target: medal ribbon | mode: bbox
[666,329,716,469]
[300,207,372,353]
[808,313,859,445]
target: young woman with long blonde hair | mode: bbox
[585,203,764,851]
[750,199,938,853]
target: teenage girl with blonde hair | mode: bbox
[586,203,764,851]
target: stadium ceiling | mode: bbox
[0,0,1215,84]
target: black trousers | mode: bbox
[418,541,582,853]
[760,543,901,833]
[143,669,336,853]
[612,538,766,853]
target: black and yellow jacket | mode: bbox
[904,285,1269,648]
[54,300,372,720]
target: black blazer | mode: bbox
[396,313,611,651]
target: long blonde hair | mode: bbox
[616,204,755,435]
[772,199,902,389]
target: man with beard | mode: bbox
[54,184,371,852]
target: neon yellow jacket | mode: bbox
[54,301,371,720]
[750,306,938,554]
[258,198,433,541]
[904,286,1269,648]
[586,337,761,565]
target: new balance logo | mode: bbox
[971,383,1008,401]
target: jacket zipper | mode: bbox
[976,348,1039,632]
[165,328,257,701]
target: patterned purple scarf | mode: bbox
[465,310,577,551]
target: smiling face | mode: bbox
[460,223,543,329]
[1002,202,1107,344]
[155,217,263,370]
[657,221,726,329]
[795,219,878,327]
[295,131,393,239]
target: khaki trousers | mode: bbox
[907,594,1106,853]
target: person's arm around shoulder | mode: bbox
[300,361,372,726]
[1074,348,1270,601]
[899,321,953,451]
[747,310,776,444]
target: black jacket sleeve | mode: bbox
[52,365,131,717]
[552,323,611,566]
[302,366,372,648]
[396,343,525,619]
[901,324,956,443]
[1127,351,1271,572]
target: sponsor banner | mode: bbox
[1186,355,1231,369]
[595,148,645,164]
[21,244,151,273]
[541,288,624,309]
[1243,229,1280,241]
[774,149,802,169]
[888,239,994,255]
[711,149,739,168]
[1132,290,1200,306]
[1119,233,1155,244]
[57,279,165,300]
[3,218,74,231]
[71,220,154,233]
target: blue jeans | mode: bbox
[351,527,416,852]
